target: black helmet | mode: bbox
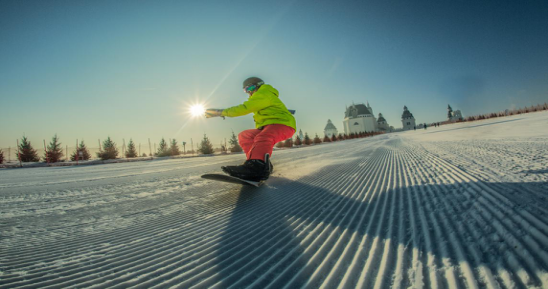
[243,77,264,89]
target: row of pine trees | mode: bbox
[1,132,244,164]
[462,103,548,123]
[1,130,382,164]
[276,131,383,148]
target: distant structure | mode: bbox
[401,106,416,130]
[324,119,338,138]
[376,113,390,132]
[447,104,463,122]
[343,102,377,135]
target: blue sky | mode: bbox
[1,0,547,149]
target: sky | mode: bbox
[1,0,547,150]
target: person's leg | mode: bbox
[238,129,262,159]
[248,124,295,161]
[222,124,295,180]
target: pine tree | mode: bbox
[71,140,91,161]
[331,134,337,142]
[313,134,322,144]
[125,139,138,158]
[303,133,312,145]
[156,138,170,157]
[284,138,293,148]
[44,134,64,162]
[198,134,214,154]
[229,131,243,153]
[294,135,302,146]
[0,149,4,164]
[323,135,331,143]
[18,136,39,162]
[97,137,118,160]
[170,139,181,156]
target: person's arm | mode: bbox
[222,95,270,117]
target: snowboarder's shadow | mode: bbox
[207,171,548,288]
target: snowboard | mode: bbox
[201,173,264,187]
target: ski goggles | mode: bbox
[244,84,257,94]
[243,81,264,94]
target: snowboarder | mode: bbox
[205,77,296,181]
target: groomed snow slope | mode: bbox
[1,112,548,288]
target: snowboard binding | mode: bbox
[222,153,272,182]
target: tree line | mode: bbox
[445,102,548,125]
[275,131,384,149]
[1,131,244,164]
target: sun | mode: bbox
[189,104,206,117]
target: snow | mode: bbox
[1,111,548,288]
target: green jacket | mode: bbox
[222,84,297,130]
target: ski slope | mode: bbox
[1,112,548,288]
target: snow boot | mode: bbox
[222,154,271,181]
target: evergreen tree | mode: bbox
[170,139,181,156]
[44,134,64,162]
[0,149,4,164]
[156,138,170,157]
[71,140,91,161]
[18,136,39,162]
[97,137,118,160]
[323,135,331,143]
[313,134,322,144]
[294,135,302,146]
[198,134,214,154]
[331,134,337,142]
[125,139,138,158]
[303,133,312,145]
[284,138,293,148]
[229,131,243,153]
[142,153,148,157]
[275,141,284,148]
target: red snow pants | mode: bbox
[238,124,295,161]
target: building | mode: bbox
[401,106,416,130]
[343,103,377,135]
[376,113,390,132]
[324,119,338,138]
[447,104,463,122]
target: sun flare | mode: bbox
[189,104,206,117]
